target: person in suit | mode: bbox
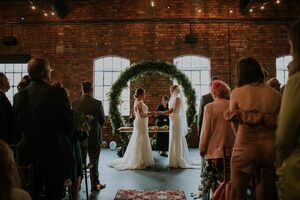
[0,73,20,145]
[13,58,75,200]
[72,81,106,191]
[197,76,219,136]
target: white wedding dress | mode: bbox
[109,99,154,170]
[168,88,199,168]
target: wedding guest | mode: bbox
[155,95,169,157]
[0,140,31,200]
[0,73,20,145]
[197,76,219,194]
[17,75,30,91]
[13,58,75,200]
[72,81,106,191]
[52,81,83,200]
[199,80,235,199]
[276,19,300,200]
[266,77,281,92]
[225,57,281,200]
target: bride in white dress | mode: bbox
[109,88,154,170]
[156,85,198,168]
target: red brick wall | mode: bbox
[0,0,299,147]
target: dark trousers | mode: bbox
[81,144,101,188]
[33,169,66,200]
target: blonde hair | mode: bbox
[0,140,21,200]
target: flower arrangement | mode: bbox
[77,114,94,136]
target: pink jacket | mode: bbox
[199,98,235,159]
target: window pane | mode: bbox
[5,64,14,72]
[191,71,200,84]
[201,86,210,95]
[93,56,130,115]
[103,72,112,85]
[14,64,22,72]
[103,101,109,115]
[201,71,210,85]
[121,101,130,116]
[103,57,112,71]
[94,72,103,86]
[0,64,5,72]
[22,64,28,72]
[13,73,22,86]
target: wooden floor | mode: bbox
[78,148,202,200]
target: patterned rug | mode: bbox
[114,189,186,200]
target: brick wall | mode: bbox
[0,0,299,147]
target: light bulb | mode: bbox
[249,8,253,12]
[150,1,155,7]
[276,0,280,4]
[229,9,233,13]
[44,13,48,16]
[51,12,55,15]
[198,9,202,13]
[260,5,265,10]
[31,5,36,10]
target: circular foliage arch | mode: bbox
[109,61,197,134]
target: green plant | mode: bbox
[108,61,197,134]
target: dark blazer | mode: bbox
[0,91,20,144]
[72,95,105,148]
[13,80,74,171]
[197,93,214,136]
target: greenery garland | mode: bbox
[108,61,197,134]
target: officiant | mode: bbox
[155,95,169,157]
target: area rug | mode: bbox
[114,189,186,200]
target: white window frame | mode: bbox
[276,55,292,85]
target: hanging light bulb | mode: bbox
[51,11,55,15]
[31,5,36,10]
[229,9,233,14]
[249,8,253,12]
[150,1,155,7]
[44,13,48,16]
[276,0,280,4]
[198,8,202,13]
[260,5,265,10]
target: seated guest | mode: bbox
[155,95,169,157]
[13,58,75,200]
[0,140,31,200]
[266,77,281,92]
[225,57,281,200]
[199,80,235,199]
[276,19,300,200]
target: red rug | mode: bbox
[114,189,186,200]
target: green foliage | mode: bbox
[108,61,197,135]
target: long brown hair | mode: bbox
[0,140,21,200]
[288,19,300,76]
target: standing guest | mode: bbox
[197,76,219,194]
[72,81,106,191]
[0,140,31,200]
[199,80,235,199]
[276,19,300,200]
[17,75,31,91]
[0,73,20,145]
[13,58,75,200]
[51,81,83,200]
[266,77,281,92]
[155,95,170,157]
[225,57,281,200]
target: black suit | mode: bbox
[197,93,214,136]
[0,90,20,145]
[72,94,105,188]
[13,80,75,200]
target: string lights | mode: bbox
[27,0,56,17]
[248,0,281,14]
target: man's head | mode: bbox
[27,58,51,83]
[81,81,93,94]
[0,73,10,92]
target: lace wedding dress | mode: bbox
[168,87,199,168]
[109,99,154,170]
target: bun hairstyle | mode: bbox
[171,85,179,92]
[134,88,145,99]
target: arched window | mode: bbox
[276,55,292,85]
[173,55,211,110]
[93,56,130,116]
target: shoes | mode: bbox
[160,152,168,157]
[91,183,106,192]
